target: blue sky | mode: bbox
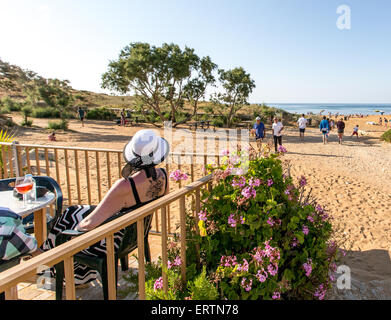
[1,0,390,103]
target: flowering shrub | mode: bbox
[196,149,340,300]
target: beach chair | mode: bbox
[0,176,63,235]
[54,209,154,300]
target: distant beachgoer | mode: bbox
[336,118,345,144]
[297,114,307,141]
[121,109,126,126]
[252,116,266,151]
[78,107,85,127]
[330,119,335,130]
[384,118,388,127]
[351,125,359,139]
[272,118,284,152]
[379,117,383,126]
[319,116,330,144]
[48,132,56,142]
[326,118,332,139]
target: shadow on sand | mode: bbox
[332,249,391,299]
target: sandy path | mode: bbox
[277,125,391,299]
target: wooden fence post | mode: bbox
[179,196,186,284]
[64,257,76,300]
[161,206,168,293]
[12,141,21,177]
[106,235,117,300]
[137,219,146,300]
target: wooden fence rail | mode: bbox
[0,174,212,300]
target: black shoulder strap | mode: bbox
[161,168,168,193]
[128,177,141,204]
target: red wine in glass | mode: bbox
[15,176,33,208]
[15,183,33,194]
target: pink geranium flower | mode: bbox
[228,214,237,228]
[169,169,189,182]
[278,145,287,154]
[241,278,253,292]
[303,258,313,277]
[173,256,182,267]
[154,277,163,291]
[272,291,281,300]
[221,149,230,156]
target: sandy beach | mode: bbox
[7,114,391,299]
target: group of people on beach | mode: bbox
[252,116,284,152]
[379,117,389,127]
[311,115,360,144]
[251,113,361,151]
[318,116,354,144]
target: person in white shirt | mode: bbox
[297,114,307,141]
[272,118,284,152]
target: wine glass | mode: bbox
[15,176,34,208]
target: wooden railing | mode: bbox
[0,142,223,235]
[0,174,212,300]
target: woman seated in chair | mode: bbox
[40,129,170,285]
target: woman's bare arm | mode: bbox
[77,178,132,231]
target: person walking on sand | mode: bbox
[272,117,284,152]
[379,117,383,126]
[351,124,359,139]
[336,118,345,144]
[319,116,330,144]
[297,114,307,141]
[77,107,85,127]
[120,109,126,126]
[384,118,388,127]
[251,116,266,152]
[326,118,332,140]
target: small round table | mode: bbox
[0,190,55,246]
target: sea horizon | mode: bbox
[263,103,391,115]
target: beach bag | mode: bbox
[0,207,38,261]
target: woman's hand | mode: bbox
[76,218,95,232]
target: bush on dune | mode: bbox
[0,96,22,111]
[48,119,69,130]
[381,129,391,143]
[86,107,116,120]
[32,107,61,118]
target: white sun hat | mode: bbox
[121,129,169,178]
[256,117,261,121]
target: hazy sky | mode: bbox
[1,0,390,103]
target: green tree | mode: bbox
[183,56,217,121]
[38,79,73,120]
[21,104,33,126]
[211,67,256,128]
[161,43,199,124]
[101,42,215,126]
